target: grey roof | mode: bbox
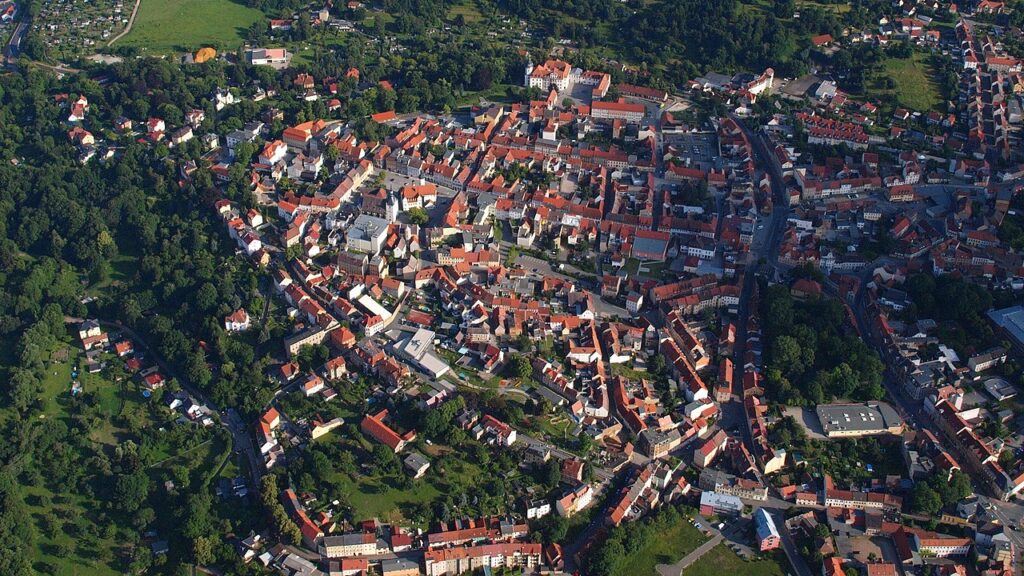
[404,451,430,470]
[699,490,743,511]
[632,235,668,257]
[381,558,420,574]
[815,402,903,435]
[989,306,1024,347]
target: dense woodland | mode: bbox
[760,283,885,406]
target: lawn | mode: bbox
[871,52,943,113]
[39,344,135,445]
[796,0,851,13]
[325,452,485,527]
[609,517,707,576]
[21,344,167,575]
[682,544,789,576]
[448,0,484,23]
[456,83,519,107]
[22,484,127,576]
[116,0,265,53]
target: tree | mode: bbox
[112,471,149,512]
[544,458,561,489]
[407,207,429,225]
[773,335,805,378]
[192,536,215,566]
[509,354,532,379]
[911,484,942,515]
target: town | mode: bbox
[3,0,1024,576]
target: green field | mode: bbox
[797,0,852,13]
[448,0,484,23]
[117,0,265,53]
[872,52,944,112]
[682,544,789,576]
[610,517,708,576]
[22,346,136,574]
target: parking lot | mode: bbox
[665,132,719,167]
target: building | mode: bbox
[638,427,682,459]
[224,308,251,332]
[403,451,431,478]
[246,47,292,69]
[555,483,594,518]
[380,558,420,576]
[815,402,904,438]
[591,100,646,124]
[346,214,390,255]
[424,542,542,576]
[988,306,1024,355]
[754,508,780,551]
[967,346,1007,373]
[361,410,408,452]
[698,468,768,501]
[392,328,451,379]
[524,498,551,520]
[524,59,610,98]
[479,414,517,446]
[699,491,743,517]
[694,429,728,468]
[318,532,382,558]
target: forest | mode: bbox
[760,284,885,406]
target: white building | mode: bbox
[347,214,390,255]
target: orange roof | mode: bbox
[361,411,404,450]
[371,110,397,123]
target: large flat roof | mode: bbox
[989,306,1024,347]
[815,402,903,435]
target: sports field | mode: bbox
[116,0,264,53]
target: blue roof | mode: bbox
[754,508,779,541]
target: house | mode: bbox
[555,483,594,517]
[524,498,552,520]
[324,356,347,380]
[112,340,134,358]
[404,451,431,478]
[68,127,95,147]
[319,533,383,558]
[67,96,88,122]
[259,140,288,165]
[146,118,166,138]
[143,372,167,391]
[224,308,251,332]
[302,374,325,397]
[423,543,542,576]
[479,414,517,446]
[561,458,585,485]
[78,319,102,339]
[754,508,781,551]
[170,126,194,145]
[361,410,409,452]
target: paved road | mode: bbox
[656,534,723,576]
[725,116,813,576]
[769,507,814,576]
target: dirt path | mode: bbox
[107,0,142,47]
